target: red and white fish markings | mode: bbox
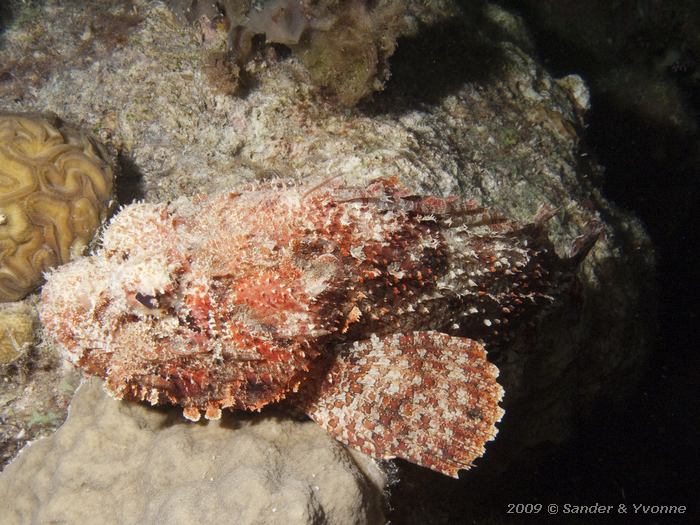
[40,177,598,476]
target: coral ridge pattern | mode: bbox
[40,177,597,476]
[0,113,114,301]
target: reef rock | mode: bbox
[0,113,114,301]
[171,0,411,106]
[0,377,386,525]
[0,300,34,364]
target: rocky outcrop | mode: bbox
[0,378,386,525]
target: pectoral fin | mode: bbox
[301,331,504,477]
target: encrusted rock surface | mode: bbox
[0,295,80,468]
[0,378,386,525]
[0,300,34,364]
[0,0,654,522]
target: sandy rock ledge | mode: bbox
[0,378,386,525]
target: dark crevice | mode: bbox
[115,152,146,204]
[362,16,506,115]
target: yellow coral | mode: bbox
[0,113,114,301]
[0,301,35,364]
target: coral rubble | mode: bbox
[0,301,34,364]
[0,113,115,301]
[172,0,411,105]
[41,177,597,476]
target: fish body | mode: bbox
[40,177,598,476]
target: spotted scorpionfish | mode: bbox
[40,177,599,477]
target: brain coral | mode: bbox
[0,113,114,302]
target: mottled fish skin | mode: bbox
[298,331,505,478]
[40,177,598,476]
